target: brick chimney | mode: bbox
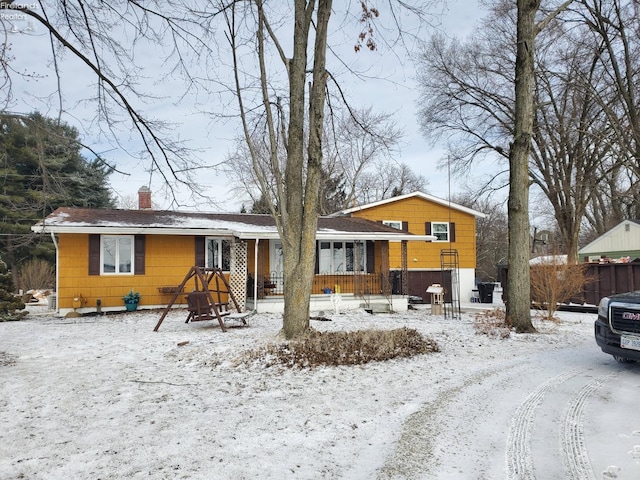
[138,186,152,210]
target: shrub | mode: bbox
[17,259,55,291]
[239,327,440,368]
[530,260,595,321]
[474,308,512,339]
[0,258,26,322]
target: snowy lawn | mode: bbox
[0,305,605,479]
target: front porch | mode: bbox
[246,293,408,314]
[245,271,407,313]
[248,272,390,297]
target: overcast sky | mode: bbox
[6,1,485,211]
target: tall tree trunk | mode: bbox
[507,0,540,333]
[281,0,332,339]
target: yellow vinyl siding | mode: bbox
[350,197,477,269]
[57,234,200,309]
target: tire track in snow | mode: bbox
[505,369,582,480]
[561,374,612,480]
[377,366,502,479]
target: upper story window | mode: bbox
[101,235,133,274]
[382,220,403,230]
[318,241,365,274]
[206,238,231,271]
[432,222,450,242]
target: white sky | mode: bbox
[5,1,484,211]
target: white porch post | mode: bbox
[253,238,259,311]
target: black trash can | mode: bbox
[478,283,495,303]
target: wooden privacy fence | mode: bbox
[500,262,640,306]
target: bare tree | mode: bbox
[530,22,616,263]
[1,2,220,206]
[578,0,640,177]
[324,107,421,204]
[224,106,424,211]
[419,4,609,266]
[224,0,334,338]
[418,1,583,331]
[508,0,575,332]
[454,192,509,282]
[223,1,438,338]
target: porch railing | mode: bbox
[247,272,390,298]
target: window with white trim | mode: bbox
[318,241,365,273]
[432,222,449,241]
[206,238,231,271]
[101,235,133,274]
[382,220,403,230]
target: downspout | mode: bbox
[50,232,59,314]
[253,238,259,312]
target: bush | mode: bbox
[17,259,55,291]
[474,308,512,339]
[530,260,595,321]
[239,327,440,368]
[0,258,26,322]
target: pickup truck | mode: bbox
[595,291,640,363]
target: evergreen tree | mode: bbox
[0,113,115,278]
[0,258,26,321]
[318,168,347,215]
[250,195,272,214]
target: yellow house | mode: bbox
[333,191,486,304]
[31,190,436,317]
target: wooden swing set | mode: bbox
[153,266,250,332]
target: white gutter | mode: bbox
[50,232,59,314]
[31,225,242,236]
[32,225,436,242]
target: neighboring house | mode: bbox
[579,220,640,263]
[332,191,486,304]
[31,188,436,316]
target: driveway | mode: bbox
[380,331,640,480]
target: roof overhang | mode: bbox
[333,190,487,218]
[32,225,437,242]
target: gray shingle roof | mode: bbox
[33,207,434,241]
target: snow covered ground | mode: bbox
[1,303,639,479]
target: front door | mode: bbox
[269,240,284,293]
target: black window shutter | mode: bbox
[315,242,319,274]
[195,236,205,267]
[425,222,431,235]
[89,234,100,275]
[366,240,375,273]
[402,221,409,232]
[134,235,145,274]
[450,223,456,242]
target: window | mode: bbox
[382,220,403,230]
[426,222,456,242]
[101,235,133,274]
[206,238,231,270]
[432,222,450,242]
[318,241,365,274]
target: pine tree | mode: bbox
[0,112,115,277]
[0,258,26,321]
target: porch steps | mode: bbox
[361,302,391,313]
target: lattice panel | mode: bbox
[229,240,248,311]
